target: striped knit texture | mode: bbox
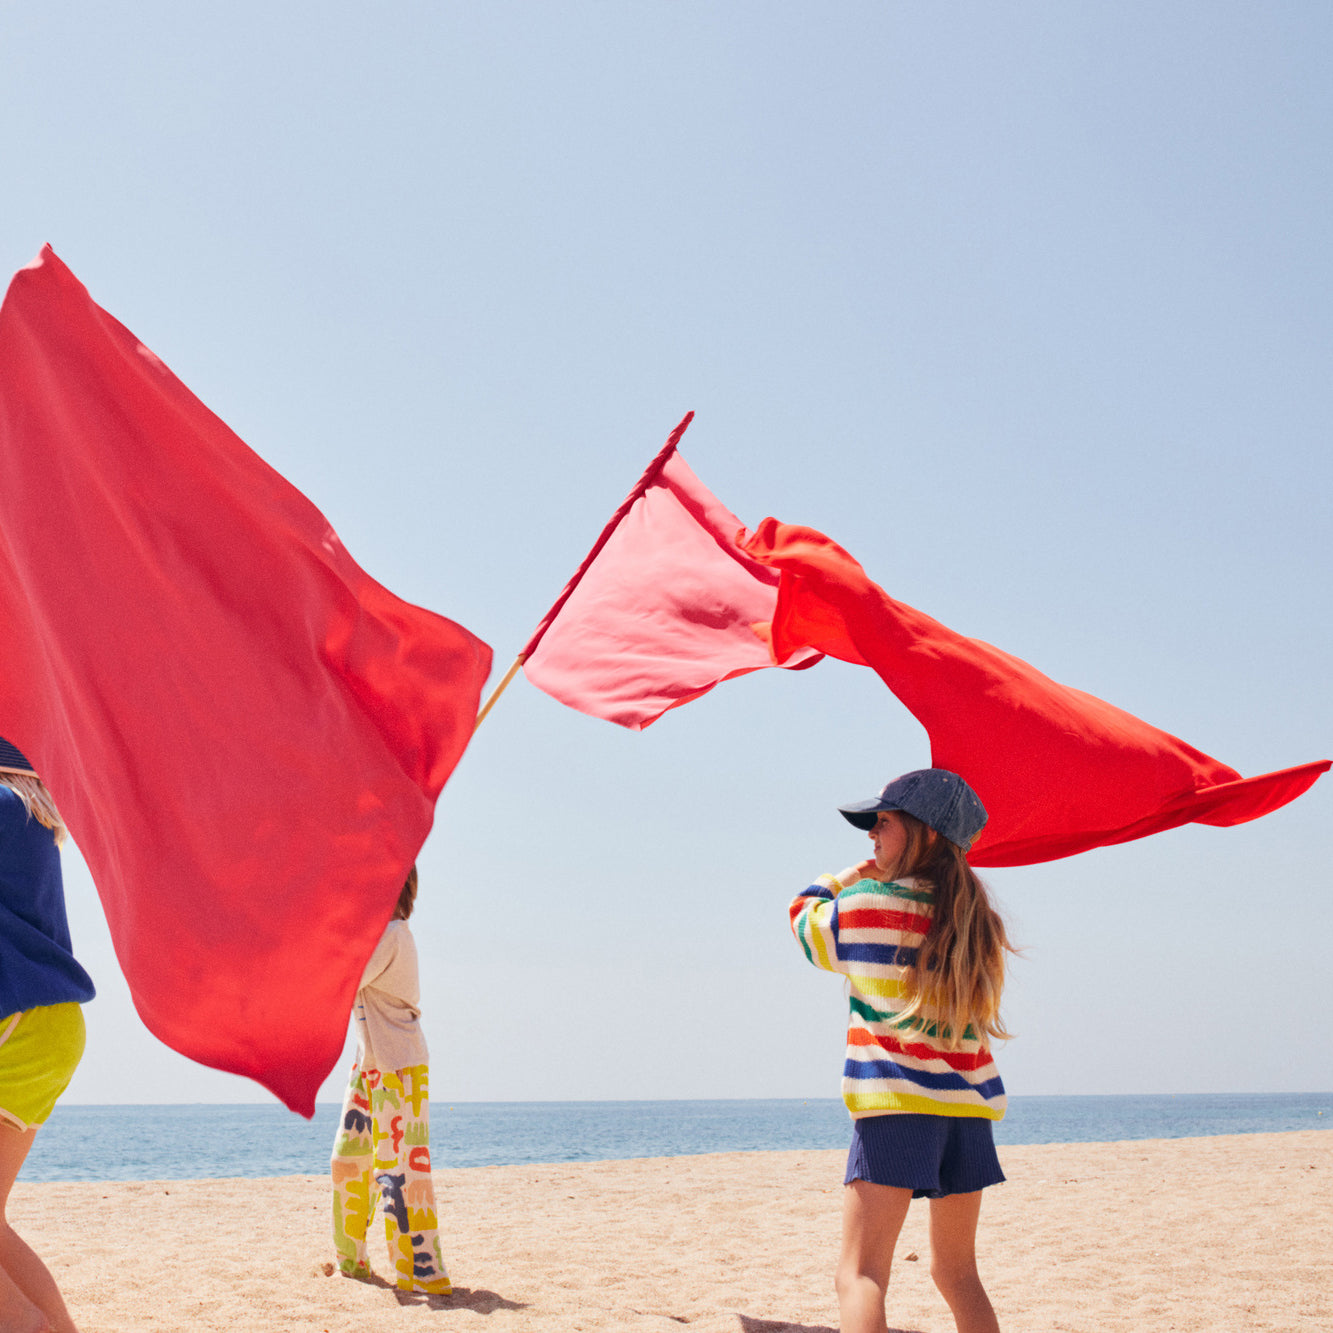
[790,874,1005,1121]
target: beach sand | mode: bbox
[13,1129,1330,1332]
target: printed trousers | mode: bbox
[331,1062,451,1294]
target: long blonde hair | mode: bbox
[890,812,1013,1048]
[0,771,68,846]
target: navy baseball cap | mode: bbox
[838,768,988,851]
[0,736,36,776]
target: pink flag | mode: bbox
[521,415,821,729]
[0,247,493,1114]
[745,520,1329,865]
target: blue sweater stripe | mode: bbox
[836,941,918,967]
[844,1057,1005,1100]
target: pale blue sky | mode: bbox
[2,3,1329,1105]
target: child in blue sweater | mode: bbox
[0,736,94,1333]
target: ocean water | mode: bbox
[22,1092,1332,1183]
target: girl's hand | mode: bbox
[835,858,887,888]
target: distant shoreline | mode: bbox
[17,1122,1333,1187]
[27,1092,1333,1184]
[58,1090,1333,1106]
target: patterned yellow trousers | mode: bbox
[331,1063,451,1293]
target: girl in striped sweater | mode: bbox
[790,768,1014,1333]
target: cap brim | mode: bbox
[838,800,887,831]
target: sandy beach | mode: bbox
[14,1129,1330,1332]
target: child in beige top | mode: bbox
[330,865,450,1294]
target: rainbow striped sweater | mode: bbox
[790,873,1005,1121]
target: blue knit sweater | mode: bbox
[0,787,95,1020]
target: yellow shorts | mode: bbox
[0,1003,86,1132]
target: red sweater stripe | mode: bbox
[846,1023,993,1072]
[837,905,932,936]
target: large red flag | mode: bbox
[0,247,492,1114]
[521,414,821,729]
[745,520,1328,865]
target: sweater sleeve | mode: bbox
[789,873,848,975]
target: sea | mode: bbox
[21,1092,1332,1183]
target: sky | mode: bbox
[1,2,1329,1107]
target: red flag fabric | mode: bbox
[521,423,821,729]
[744,520,1328,866]
[0,247,492,1114]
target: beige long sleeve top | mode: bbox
[352,918,429,1073]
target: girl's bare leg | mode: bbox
[836,1179,913,1333]
[927,1190,1000,1333]
[0,1124,79,1333]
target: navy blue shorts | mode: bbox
[844,1113,1006,1198]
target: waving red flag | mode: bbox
[520,414,821,729]
[745,521,1327,865]
[0,247,492,1114]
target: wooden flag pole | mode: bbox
[473,653,526,733]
